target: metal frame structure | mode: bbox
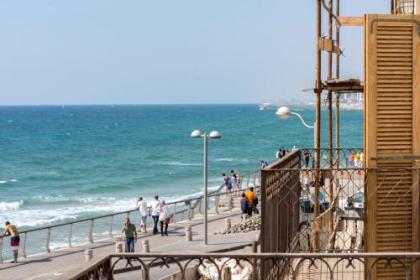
[67,252,420,280]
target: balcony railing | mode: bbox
[0,171,260,263]
[65,252,420,280]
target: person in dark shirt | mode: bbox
[240,193,250,220]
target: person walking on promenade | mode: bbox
[136,196,148,233]
[276,149,282,159]
[245,187,258,214]
[240,193,250,220]
[150,195,161,234]
[348,153,354,167]
[260,160,268,169]
[2,221,20,263]
[222,173,232,193]
[121,217,137,253]
[159,200,170,236]
[231,172,238,192]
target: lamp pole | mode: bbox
[191,130,221,245]
[203,133,209,245]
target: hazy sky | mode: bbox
[0,1,389,105]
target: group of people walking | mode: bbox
[135,195,171,237]
[121,195,172,253]
[222,170,242,192]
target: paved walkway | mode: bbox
[0,209,259,280]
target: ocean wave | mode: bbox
[0,198,135,228]
[213,158,249,163]
[0,179,18,184]
[31,195,117,204]
[156,161,202,167]
[0,200,23,212]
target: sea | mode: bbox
[0,105,362,257]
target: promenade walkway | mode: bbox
[1,208,259,280]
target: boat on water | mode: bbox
[258,103,272,111]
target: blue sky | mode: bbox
[0,1,389,105]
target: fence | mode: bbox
[296,148,364,169]
[66,252,420,280]
[261,164,420,257]
[0,171,260,263]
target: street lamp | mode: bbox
[276,106,321,250]
[191,129,221,245]
[276,106,316,148]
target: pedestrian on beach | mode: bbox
[240,193,250,220]
[150,195,161,234]
[121,217,137,253]
[222,173,232,193]
[2,221,20,263]
[159,200,169,236]
[136,196,148,233]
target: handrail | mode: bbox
[67,252,420,280]
[13,170,259,235]
[0,170,260,261]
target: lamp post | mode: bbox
[276,106,321,250]
[276,106,316,149]
[191,129,221,245]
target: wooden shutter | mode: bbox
[364,14,420,279]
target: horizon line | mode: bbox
[0,102,313,107]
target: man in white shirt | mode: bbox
[136,196,148,233]
[150,195,161,234]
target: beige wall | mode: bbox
[417,0,420,14]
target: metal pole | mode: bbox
[327,0,334,240]
[313,0,322,252]
[335,0,340,165]
[204,134,209,245]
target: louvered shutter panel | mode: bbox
[365,14,420,279]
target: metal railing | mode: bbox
[66,252,420,280]
[297,148,364,168]
[0,171,260,263]
[263,165,420,254]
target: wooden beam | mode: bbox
[417,0,420,15]
[338,16,363,27]
[318,37,340,54]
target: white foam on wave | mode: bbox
[0,179,18,185]
[157,161,202,167]
[0,196,136,228]
[0,201,23,212]
[213,158,249,163]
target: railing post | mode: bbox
[222,267,232,280]
[68,223,73,248]
[22,233,27,258]
[198,198,203,215]
[188,202,193,220]
[109,216,114,238]
[215,193,220,215]
[46,227,51,253]
[173,203,177,223]
[0,236,3,264]
[88,219,94,244]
